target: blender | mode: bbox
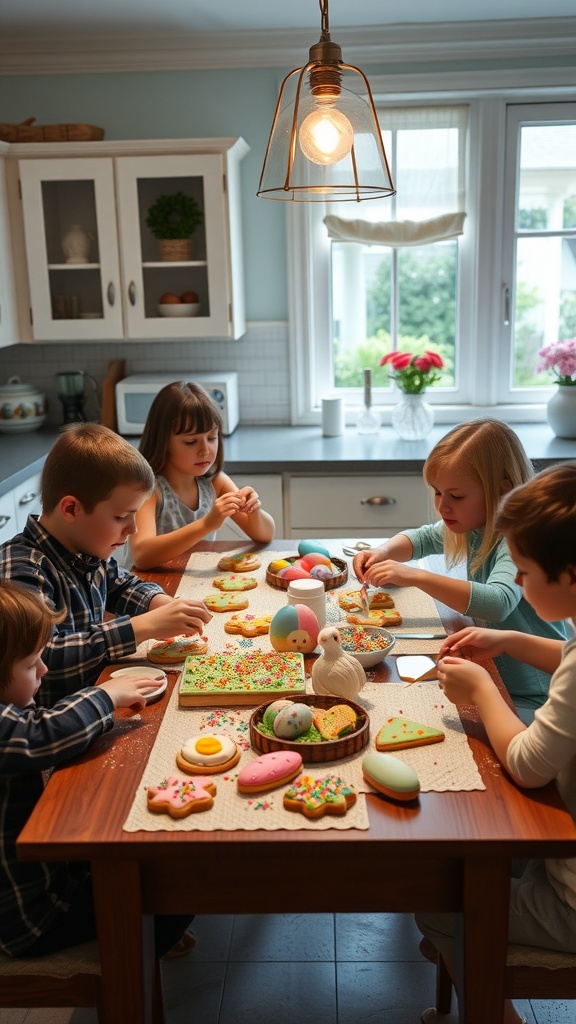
[55,371,87,423]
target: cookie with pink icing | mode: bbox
[147,774,216,818]
[237,751,303,794]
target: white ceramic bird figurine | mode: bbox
[311,625,366,700]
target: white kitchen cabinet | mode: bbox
[216,475,284,541]
[0,145,18,349]
[12,138,248,342]
[0,489,16,544]
[13,471,42,531]
[287,474,431,538]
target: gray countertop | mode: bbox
[1,422,575,496]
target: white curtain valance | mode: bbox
[323,211,466,247]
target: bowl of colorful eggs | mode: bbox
[250,694,370,763]
[337,625,396,668]
[266,540,348,591]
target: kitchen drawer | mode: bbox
[287,475,430,533]
[0,490,16,543]
[216,474,284,541]
[13,472,42,531]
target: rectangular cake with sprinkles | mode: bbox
[178,651,306,707]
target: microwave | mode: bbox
[115,372,239,436]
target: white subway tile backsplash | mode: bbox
[0,322,290,427]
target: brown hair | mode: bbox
[139,381,224,478]
[423,419,534,572]
[495,462,576,581]
[0,581,65,689]
[41,423,154,514]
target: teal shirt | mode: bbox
[402,521,569,713]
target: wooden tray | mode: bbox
[250,694,369,764]
[266,555,348,592]
[0,118,104,143]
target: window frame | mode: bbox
[287,68,576,426]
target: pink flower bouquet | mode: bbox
[380,349,444,394]
[536,339,576,386]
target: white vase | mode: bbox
[61,224,92,264]
[391,392,434,440]
[546,385,576,439]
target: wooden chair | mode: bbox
[0,938,166,1023]
[433,943,576,1014]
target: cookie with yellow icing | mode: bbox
[346,608,402,627]
[217,553,262,572]
[224,613,272,637]
[338,589,395,611]
[176,734,241,775]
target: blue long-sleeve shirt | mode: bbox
[402,521,569,711]
[0,686,114,956]
[0,515,164,705]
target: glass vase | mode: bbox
[546,385,576,439]
[391,392,434,440]
[357,368,381,434]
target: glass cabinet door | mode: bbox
[115,154,234,339]
[18,158,124,341]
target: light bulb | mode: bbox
[299,105,354,166]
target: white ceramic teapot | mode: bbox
[0,376,48,433]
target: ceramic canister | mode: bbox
[286,578,326,629]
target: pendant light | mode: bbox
[257,0,395,203]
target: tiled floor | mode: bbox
[1,913,574,1024]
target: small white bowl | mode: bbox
[109,665,168,704]
[157,303,200,318]
[337,625,396,668]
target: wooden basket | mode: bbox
[266,556,348,592]
[249,694,369,764]
[0,118,104,143]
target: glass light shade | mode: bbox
[257,63,395,202]
[299,104,354,165]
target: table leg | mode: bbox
[455,856,511,1024]
[92,859,155,1024]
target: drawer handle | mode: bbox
[0,514,11,528]
[18,491,38,506]
[360,496,397,506]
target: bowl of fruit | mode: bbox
[157,291,201,317]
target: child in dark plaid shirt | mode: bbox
[0,423,211,706]
[0,579,192,958]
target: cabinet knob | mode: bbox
[360,496,397,506]
[107,282,116,307]
[128,282,137,306]
[18,491,38,506]
[0,514,11,529]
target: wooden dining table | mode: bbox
[17,540,576,1024]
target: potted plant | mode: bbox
[145,191,203,261]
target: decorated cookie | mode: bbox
[224,613,272,638]
[375,717,445,752]
[212,574,258,592]
[237,750,303,793]
[338,589,395,611]
[148,635,208,663]
[312,704,357,740]
[204,592,250,612]
[176,734,241,775]
[217,553,262,573]
[362,751,420,802]
[346,608,403,627]
[147,774,216,817]
[283,773,356,818]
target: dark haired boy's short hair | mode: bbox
[495,461,576,581]
[41,423,154,514]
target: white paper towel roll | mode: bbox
[321,396,344,436]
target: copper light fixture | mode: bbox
[257,0,395,202]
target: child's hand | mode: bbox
[206,492,246,529]
[437,655,493,706]
[439,627,510,662]
[236,486,261,514]
[363,559,418,588]
[99,675,157,711]
[133,599,212,645]
[352,549,383,580]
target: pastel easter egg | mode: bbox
[299,553,332,571]
[297,540,332,559]
[273,702,314,739]
[362,751,420,802]
[310,564,334,581]
[262,698,294,730]
[269,604,319,654]
[278,566,312,581]
[269,558,291,574]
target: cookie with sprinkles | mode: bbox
[283,773,356,819]
[147,774,216,818]
[212,574,258,592]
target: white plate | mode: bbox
[109,666,168,704]
[396,655,437,683]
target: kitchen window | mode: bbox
[288,91,576,424]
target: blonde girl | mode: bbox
[130,380,275,570]
[354,419,570,721]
